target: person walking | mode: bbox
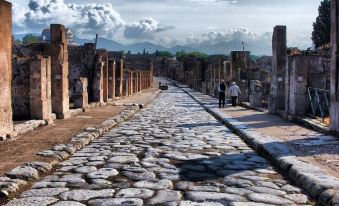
[219,80,227,108]
[229,82,241,107]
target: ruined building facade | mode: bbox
[0,0,154,139]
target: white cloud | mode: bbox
[186,28,271,45]
[14,0,124,38]
[124,17,173,39]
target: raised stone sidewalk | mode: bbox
[170,80,339,205]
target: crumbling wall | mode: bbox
[12,57,31,120]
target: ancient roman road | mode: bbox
[6,81,313,206]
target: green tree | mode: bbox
[312,0,331,48]
[22,34,39,45]
[14,39,22,45]
[175,50,208,61]
[157,51,174,58]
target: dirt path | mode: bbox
[0,105,125,177]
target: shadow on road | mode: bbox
[174,152,270,182]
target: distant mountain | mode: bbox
[13,33,272,56]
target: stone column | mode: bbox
[149,60,153,86]
[73,78,88,110]
[102,52,108,102]
[93,58,104,103]
[129,71,134,95]
[50,24,70,119]
[269,25,287,114]
[239,79,249,102]
[0,0,13,139]
[286,56,307,116]
[330,0,339,132]
[249,80,263,107]
[108,60,116,100]
[119,59,124,97]
[30,56,53,124]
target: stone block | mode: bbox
[0,0,13,138]
[30,56,54,124]
[269,25,287,114]
[249,80,263,107]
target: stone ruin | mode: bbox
[0,0,154,139]
[155,25,338,133]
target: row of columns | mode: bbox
[0,0,154,139]
[126,71,152,96]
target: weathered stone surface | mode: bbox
[108,155,139,163]
[115,188,154,198]
[88,198,143,206]
[179,201,224,206]
[134,179,173,190]
[51,201,86,206]
[6,197,58,206]
[21,188,69,197]
[74,166,97,174]
[86,168,119,179]
[185,191,246,202]
[6,166,39,180]
[59,189,115,201]
[148,190,182,205]
[248,193,294,205]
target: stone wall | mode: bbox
[68,43,96,105]
[12,57,31,120]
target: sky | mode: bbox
[10,0,321,51]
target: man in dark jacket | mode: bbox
[219,80,227,108]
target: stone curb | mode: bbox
[167,79,339,206]
[0,90,161,199]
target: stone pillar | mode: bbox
[286,56,307,116]
[129,71,134,95]
[108,60,116,100]
[50,24,70,119]
[136,72,140,92]
[119,59,124,97]
[330,0,339,132]
[149,60,153,86]
[102,52,108,102]
[30,56,53,124]
[269,25,287,114]
[0,0,13,139]
[93,59,104,103]
[239,79,249,102]
[249,80,263,107]
[73,78,88,110]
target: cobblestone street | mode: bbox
[6,81,313,206]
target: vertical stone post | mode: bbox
[29,56,53,124]
[119,59,124,97]
[269,25,287,114]
[149,60,154,86]
[136,72,140,92]
[108,60,116,100]
[249,80,263,107]
[330,0,339,132]
[286,56,308,116]
[93,58,104,104]
[50,24,70,119]
[73,78,88,110]
[102,52,108,102]
[129,71,134,95]
[0,0,13,139]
